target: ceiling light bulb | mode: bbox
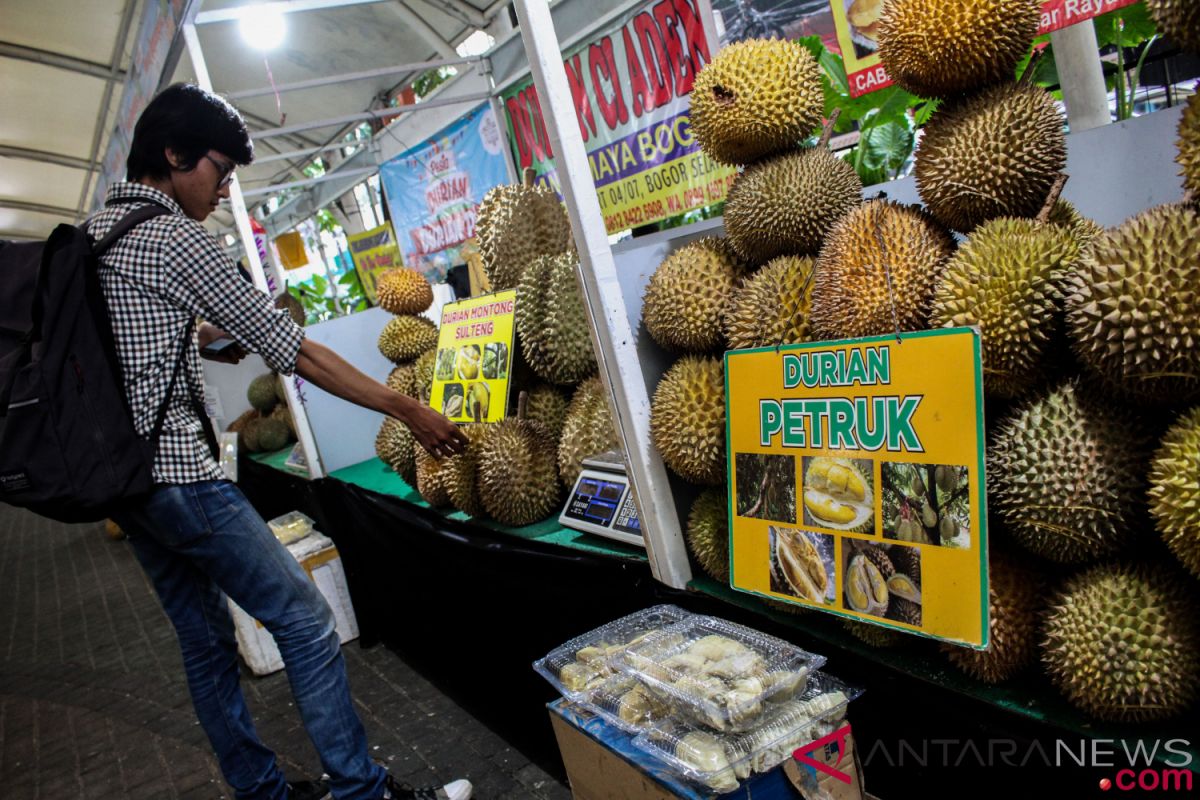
[239,5,286,51]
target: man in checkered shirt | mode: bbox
[90,84,472,800]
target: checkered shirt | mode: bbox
[87,182,305,485]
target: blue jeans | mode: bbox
[114,481,386,800]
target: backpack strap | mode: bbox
[146,317,220,464]
[93,202,171,256]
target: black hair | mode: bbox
[126,83,253,181]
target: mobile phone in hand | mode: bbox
[201,336,237,357]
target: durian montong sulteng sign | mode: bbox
[428,291,517,424]
[725,327,989,649]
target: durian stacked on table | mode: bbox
[373,267,438,488]
[226,372,297,453]
[868,0,1200,723]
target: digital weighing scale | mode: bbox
[558,451,644,547]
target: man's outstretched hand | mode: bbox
[198,322,247,364]
[403,402,469,459]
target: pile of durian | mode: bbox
[226,372,298,453]
[669,0,1200,725]
[373,172,620,528]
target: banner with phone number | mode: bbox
[831,0,1140,98]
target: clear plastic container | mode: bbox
[617,615,827,732]
[575,673,674,734]
[632,672,861,792]
[533,605,694,700]
[267,511,315,544]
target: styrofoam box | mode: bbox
[228,532,360,676]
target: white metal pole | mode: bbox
[1051,21,1111,132]
[182,22,327,479]
[511,0,692,588]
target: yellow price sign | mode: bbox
[428,291,517,424]
[725,328,988,649]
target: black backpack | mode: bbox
[0,203,208,523]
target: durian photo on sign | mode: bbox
[842,541,923,627]
[769,527,835,605]
[733,453,797,523]
[881,462,970,548]
[801,456,875,533]
[435,348,456,381]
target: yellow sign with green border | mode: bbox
[429,290,516,424]
[725,327,988,649]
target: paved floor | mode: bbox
[0,504,572,800]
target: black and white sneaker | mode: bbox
[287,778,332,800]
[380,773,473,800]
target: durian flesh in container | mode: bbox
[632,671,860,792]
[533,604,694,700]
[617,616,826,732]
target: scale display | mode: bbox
[559,454,644,547]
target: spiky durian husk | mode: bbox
[241,418,264,452]
[413,348,437,404]
[1146,0,1200,53]
[810,200,956,340]
[1045,200,1104,264]
[441,425,492,517]
[843,620,903,648]
[525,383,570,444]
[943,552,1041,683]
[876,0,1041,99]
[414,448,451,507]
[888,545,921,583]
[915,82,1066,233]
[891,598,922,626]
[375,418,417,486]
[516,253,597,385]
[1042,563,1200,722]
[858,544,895,580]
[477,419,562,526]
[1065,204,1200,406]
[724,256,817,351]
[1149,407,1200,578]
[376,268,433,315]
[1179,93,1200,198]
[269,405,296,438]
[723,148,862,261]
[558,377,620,488]
[386,364,417,398]
[989,381,1150,563]
[248,374,279,413]
[650,356,725,485]
[475,181,573,290]
[378,315,439,364]
[642,238,742,353]
[931,218,1077,399]
[255,418,290,452]
[689,38,824,166]
[686,488,730,582]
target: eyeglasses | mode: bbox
[204,154,236,188]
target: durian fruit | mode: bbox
[915,82,1067,233]
[376,268,433,315]
[516,253,597,385]
[1064,204,1200,405]
[375,417,417,486]
[650,356,725,485]
[931,217,1078,398]
[413,348,437,403]
[275,291,305,326]
[477,419,562,526]
[378,316,439,364]
[642,238,742,353]
[724,255,817,351]
[558,377,620,488]
[989,381,1150,563]
[241,417,264,452]
[810,200,956,340]
[1042,563,1200,722]
[226,409,258,435]
[686,488,730,582]
[525,383,570,444]
[441,425,492,517]
[247,374,279,413]
[1149,407,1200,578]
[386,364,417,398]
[255,417,290,452]
[1146,0,1200,53]
[269,404,296,438]
[689,38,824,166]
[876,0,1041,99]
[475,172,573,290]
[1045,200,1104,261]
[414,449,452,507]
[1179,93,1200,198]
[723,148,862,261]
[843,620,903,648]
[943,552,1041,683]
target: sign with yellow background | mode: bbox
[346,223,404,305]
[725,328,988,648]
[830,0,1141,98]
[429,291,517,424]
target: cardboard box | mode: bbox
[229,532,359,676]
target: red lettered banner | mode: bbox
[500,0,738,233]
[830,0,1141,98]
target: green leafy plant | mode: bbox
[287,268,368,325]
[1094,2,1160,120]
